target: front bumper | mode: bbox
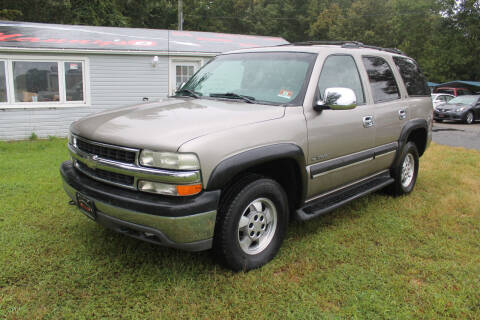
[433,110,466,121]
[61,161,220,251]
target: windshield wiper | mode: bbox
[209,92,256,104]
[176,89,200,99]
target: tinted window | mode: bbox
[363,56,400,103]
[393,57,429,96]
[317,55,365,104]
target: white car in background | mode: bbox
[432,93,455,109]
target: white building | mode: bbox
[0,21,287,140]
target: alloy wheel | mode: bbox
[237,198,277,255]
[401,153,415,188]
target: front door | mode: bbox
[305,54,377,198]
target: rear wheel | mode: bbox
[465,111,474,124]
[388,142,419,196]
[214,175,288,271]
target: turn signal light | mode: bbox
[176,184,202,196]
[138,180,202,196]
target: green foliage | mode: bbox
[1,0,479,81]
[29,132,38,140]
[0,9,23,20]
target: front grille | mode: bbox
[76,161,134,187]
[76,138,136,164]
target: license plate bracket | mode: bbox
[76,193,96,220]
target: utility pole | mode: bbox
[178,0,183,31]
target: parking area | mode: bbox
[432,121,480,150]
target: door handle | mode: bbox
[363,115,374,128]
[398,109,406,120]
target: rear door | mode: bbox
[360,55,406,171]
[363,55,431,171]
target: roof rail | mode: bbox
[281,41,405,55]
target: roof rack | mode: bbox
[281,41,405,55]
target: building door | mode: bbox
[169,59,202,95]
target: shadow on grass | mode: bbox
[74,192,390,278]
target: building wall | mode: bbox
[0,53,170,140]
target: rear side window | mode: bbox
[393,57,430,96]
[317,55,365,104]
[436,88,454,95]
[362,56,400,103]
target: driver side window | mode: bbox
[317,55,365,105]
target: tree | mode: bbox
[1,0,478,80]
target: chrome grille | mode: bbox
[76,138,136,164]
[69,134,201,191]
[75,161,134,187]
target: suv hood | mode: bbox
[71,98,285,151]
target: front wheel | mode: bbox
[465,111,474,124]
[388,142,419,196]
[214,176,289,272]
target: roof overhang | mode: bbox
[0,20,288,54]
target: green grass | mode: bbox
[1,139,479,319]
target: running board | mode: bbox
[295,172,394,221]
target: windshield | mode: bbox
[179,52,317,105]
[447,96,476,105]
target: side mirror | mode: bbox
[314,87,357,111]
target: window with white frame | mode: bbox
[169,59,203,95]
[0,56,88,107]
[176,65,195,89]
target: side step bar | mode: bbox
[295,172,394,221]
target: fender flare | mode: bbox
[394,118,428,166]
[206,143,307,202]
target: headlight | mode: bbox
[455,107,466,112]
[68,132,77,147]
[139,150,200,170]
[138,180,202,196]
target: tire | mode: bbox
[213,175,289,272]
[435,119,443,123]
[388,141,419,196]
[465,111,474,124]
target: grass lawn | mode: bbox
[1,139,479,319]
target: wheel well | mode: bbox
[219,158,304,213]
[407,128,427,156]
